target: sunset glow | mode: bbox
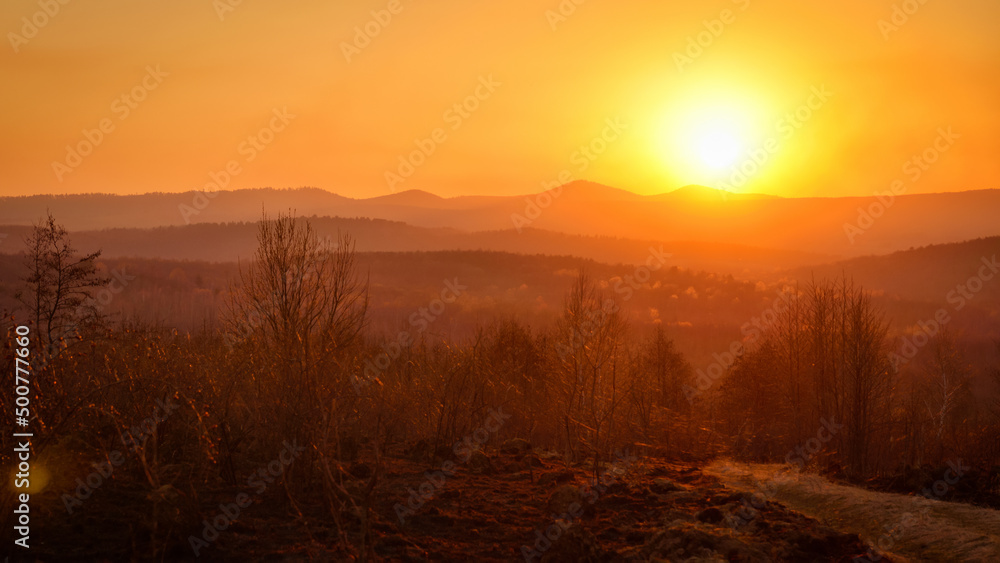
[2,1,1000,560]
[0,1,997,199]
[695,125,743,171]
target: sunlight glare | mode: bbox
[651,84,771,191]
[694,124,742,170]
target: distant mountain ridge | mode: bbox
[0,216,831,277]
[1,182,997,258]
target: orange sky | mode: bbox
[1,0,998,199]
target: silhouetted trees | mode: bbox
[918,331,973,459]
[718,277,893,478]
[554,272,628,466]
[629,325,693,450]
[3,219,998,559]
[17,211,109,355]
[225,212,370,514]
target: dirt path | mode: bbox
[704,460,1000,562]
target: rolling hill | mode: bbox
[2,183,998,259]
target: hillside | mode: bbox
[0,216,830,277]
[2,184,998,258]
[793,236,1000,305]
[2,240,997,370]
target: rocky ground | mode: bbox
[23,442,884,562]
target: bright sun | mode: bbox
[654,90,769,188]
[694,123,743,170]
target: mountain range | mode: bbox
[1,182,997,265]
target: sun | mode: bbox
[651,88,771,189]
[693,123,743,170]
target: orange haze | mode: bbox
[1,0,998,199]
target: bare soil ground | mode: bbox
[24,448,883,562]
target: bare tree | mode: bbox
[643,325,692,411]
[227,212,368,373]
[840,279,892,478]
[16,211,109,356]
[226,212,369,472]
[918,330,972,459]
[808,279,846,448]
[554,271,628,467]
[717,276,892,476]
[718,339,784,461]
